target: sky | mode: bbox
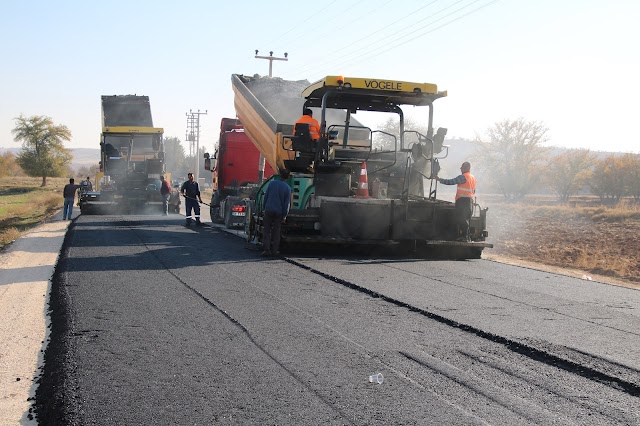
[1,0,638,155]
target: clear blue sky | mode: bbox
[1,0,638,154]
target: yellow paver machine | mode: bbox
[234,74,492,258]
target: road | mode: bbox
[35,212,640,425]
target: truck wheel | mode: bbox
[245,202,255,242]
[224,206,233,229]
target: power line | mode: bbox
[336,0,499,73]
[276,0,367,53]
[290,0,441,76]
[345,0,498,73]
[322,0,483,73]
[278,0,396,59]
[259,0,339,50]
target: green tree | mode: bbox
[544,149,594,202]
[12,115,72,186]
[476,118,549,200]
[164,136,188,179]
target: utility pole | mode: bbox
[254,50,288,181]
[185,109,207,181]
[254,50,288,78]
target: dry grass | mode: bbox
[519,202,640,222]
[0,177,68,250]
[486,196,640,284]
[0,227,22,247]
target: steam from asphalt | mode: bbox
[245,75,361,127]
[101,95,154,127]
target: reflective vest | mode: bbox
[294,115,320,140]
[455,172,476,201]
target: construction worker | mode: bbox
[159,175,172,216]
[261,168,292,257]
[62,178,81,220]
[181,173,203,226]
[80,176,93,193]
[294,108,320,140]
[437,161,477,241]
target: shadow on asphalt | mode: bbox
[62,215,479,274]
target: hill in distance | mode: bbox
[0,147,99,171]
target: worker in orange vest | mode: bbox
[437,161,477,241]
[294,108,320,141]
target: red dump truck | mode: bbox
[205,118,276,228]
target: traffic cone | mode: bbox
[354,162,369,198]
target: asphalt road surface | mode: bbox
[36,213,640,425]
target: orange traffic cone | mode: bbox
[355,162,369,198]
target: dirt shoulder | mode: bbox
[483,253,640,290]
[484,199,640,288]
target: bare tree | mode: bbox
[544,149,594,202]
[476,118,549,200]
[375,117,430,151]
[77,164,101,180]
[620,153,640,201]
[12,115,72,186]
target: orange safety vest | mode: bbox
[455,172,477,201]
[294,115,320,140]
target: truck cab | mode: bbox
[207,118,275,228]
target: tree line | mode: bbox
[5,114,639,203]
[2,115,199,184]
[475,118,640,202]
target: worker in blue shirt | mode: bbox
[180,173,203,226]
[261,169,292,256]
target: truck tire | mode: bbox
[211,192,223,224]
[245,201,256,242]
[224,205,233,229]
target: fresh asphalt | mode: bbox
[32,209,640,425]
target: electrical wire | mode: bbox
[322,0,485,73]
[335,0,499,73]
[278,0,395,57]
[258,0,339,53]
[310,0,498,75]
[288,0,441,76]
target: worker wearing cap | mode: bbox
[437,161,477,241]
[294,108,320,141]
